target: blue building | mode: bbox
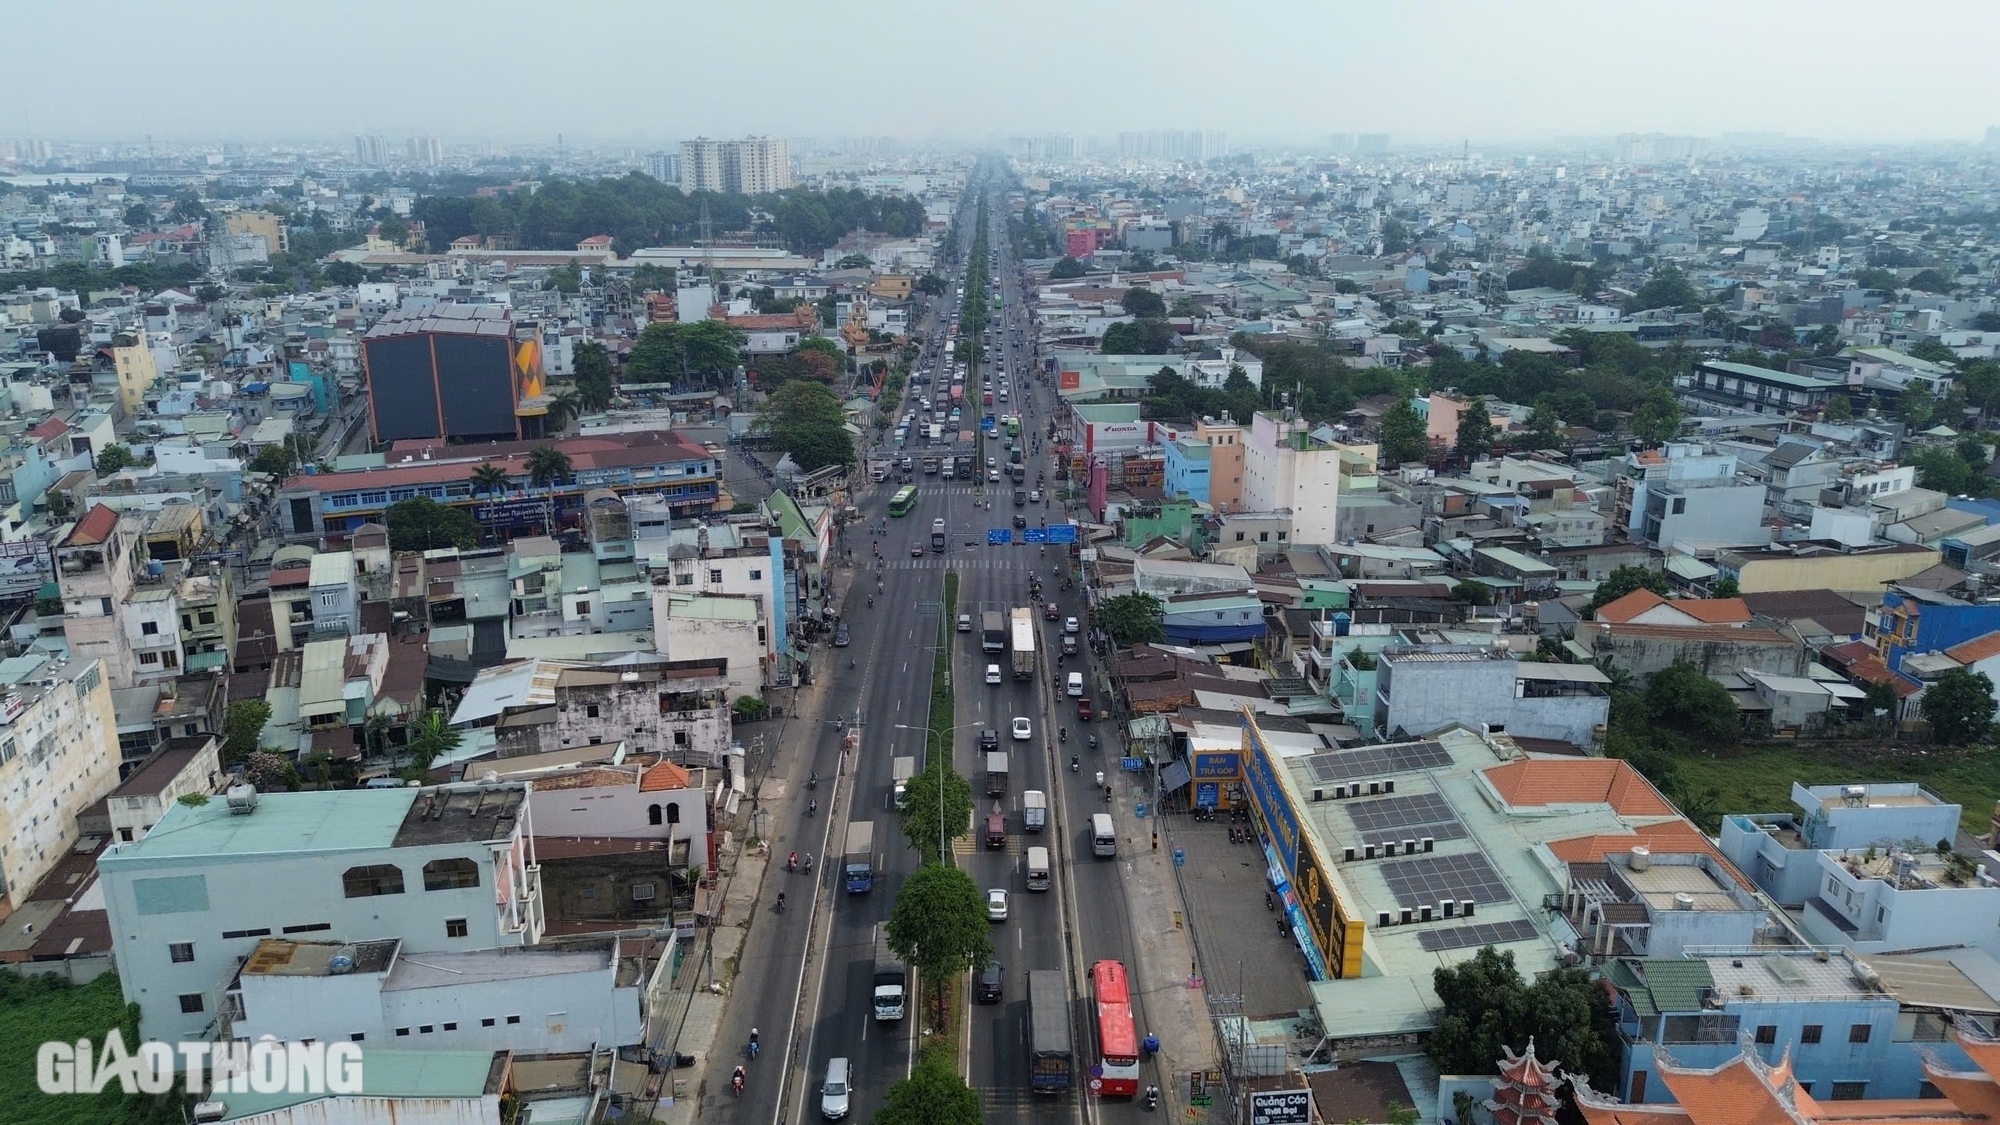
[1162,437,1212,505]
[1875,587,2000,681]
[1605,948,1977,1105]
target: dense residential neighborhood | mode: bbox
[7,9,2000,1125]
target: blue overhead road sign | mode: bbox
[986,529,1013,545]
[1023,527,1048,543]
[1046,524,1077,544]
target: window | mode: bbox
[199,610,215,625]
[395,1027,411,1037]
[585,704,600,718]
[676,573,693,586]
[1754,1025,1777,1044]
[350,1034,365,1042]
[506,1015,521,1025]
[649,804,663,826]
[282,923,331,934]
[342,864,406,898]
[748,569,762,580]
[445,918,468,938]
[666,804,680,825]
[631,882,657,901]
[709,569,723,584]
[1848,1024,1871,1044]
[574,600,590,616]
[419,1025,434,1034]
[422,858,480,891]
[179,994,205,1014]
[1830,1082,1867,1101]
[222,928,271,941]
[481,1018,496,1028]
[1258,531,1269,542]
[140,620,159,636]
[443,1022,458,1031]
[169,942,194,963]
[140,651,160,666]
[1800,1024,1823,1044]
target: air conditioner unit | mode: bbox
[1332,783,1349,799]
[1441,900,1455,918]
[1403,839,1417,855]
[1363,844,1377,859]
[1383,840,1397,856]
[1311,788,1324,802]
[1383,779,1395,793]
[1461,899,1475,917]
[1377,910,1392,926]
[1367,781,1381,795]
[1422,837,1434,852]
[1420,904,1433,922]
[1343,846,1356,863]
[1399,907,1413,925]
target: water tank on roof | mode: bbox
[327,946,358,975]
[145,559,164,579]
[242,382,269,394]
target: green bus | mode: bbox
[888,486,919,517]
[1006,416,1021,438]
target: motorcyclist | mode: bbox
[808,798,818,816]
[1071,756,1079,772]
[788,851,797,871]
[732,1066,745,1095]
[749,1028,760,1059]
[1095,770,1105,786]
[776,892,786,912]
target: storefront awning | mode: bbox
[1160,759,1191,793]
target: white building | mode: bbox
[1241,412,1377,546]
[228,936,643,1053]
[98,784,544,1041]
[652,592,766,701]
[0,655,118,907]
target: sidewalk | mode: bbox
[1108,766,1220,1114]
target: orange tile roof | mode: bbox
[1945,630,2000,666]
[638,759,692,793]
[1548,821,1754,890]
[64,503,120,547]
[1594,588,1669,623]
[1676,598,1752,624]
[1483,759,1677,817]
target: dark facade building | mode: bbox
[362,305,523,444]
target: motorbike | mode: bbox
[776,893,786,913]
[808,773,818,789]
[1070,757,1079,772]
[732,1068,745,1096]
[866,595,874,607]
[787,852,797,872]
[1145,1084,1160,1111]
[1095,770,1104,786]
[1088,735,1099,750]
[808,798,818,817]
[1058,727,1067,743]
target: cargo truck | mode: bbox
[986,750,1009,796]
[922,455,939,474]
[1010,607,1035,680]
[892,757,915,809]
[872,930,908,1020]
[843,821,875,893]
[930,518,947,552]
[1022,789,1046,832]
[980,611,1006,653]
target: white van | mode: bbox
[1091,813,1116,857]
[986,664,1003,685]
[1025,846,1051,891]
[820,1057,850,1119]
[1065,671,1084,698]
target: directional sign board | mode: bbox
[1023,527,1048,543]
[1122,757,1144,771]
[987,529,1012,545]
[1046,523,1077,544]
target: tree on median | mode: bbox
[898,755,973,865]
[873,1054,982,1125]
[885,863,992,1024]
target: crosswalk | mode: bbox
[875,555,1046,571]
[953,833,1024,857]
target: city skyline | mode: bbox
[12,0,2000,146]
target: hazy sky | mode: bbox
[14,0,2000,146]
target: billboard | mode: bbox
[0,539,53,597]
[434,333,519,440]
[1250,1089,1313,1125]
[1060,370,1081,391]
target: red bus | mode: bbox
[1089,960,1140,1097]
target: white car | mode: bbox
[988,469,1000,482]
[986,888,1009,922]
[985,664,1002,685]
[1064,617,1080,635]
[1011,716,1032,741]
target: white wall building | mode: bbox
[98,784,544,1041]
[0,656,118,907]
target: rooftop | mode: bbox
[101,784,525,865]
[215,1049,504,1121]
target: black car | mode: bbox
[975,961,1003,1002]
[1012,514,1027,529]
[979,728,999,751]
[833,624,850,647]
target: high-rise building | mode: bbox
[353,134,388,166]
[406,135,443,167]
[680,135,790,194]
[1115,130,1224,162]
[644,151,681,183]
[1356,133,1391,156]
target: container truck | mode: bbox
[892,757,915,809]
[985,750,1009,797]
[843,821,875,892]
[1010,607,1035,680]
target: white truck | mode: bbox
[1022,789,1046,832]
[1009,607,1035,680]
[872,929,908,1021]
[892,756,916,809]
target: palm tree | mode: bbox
[544,390,581,432]
[470,462,509,495]
[574,376,613,413]
[526,444,572,489]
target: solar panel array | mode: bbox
[1415,918,1541,952]
[1380,852,1511,908]
[1342,792,1465,847]
[1304,740,1451,784]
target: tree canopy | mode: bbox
[1101,318,1177,355]
[885,863,992,990]
[1623,266,1701,313]
[1644,661,1741,744]
[384,496,480,552]
[1427,946,1619,1093]
[1378,399,1430,464]
[1048,256,1086,279]
[1455,398,1495,459]
[410,176,926,256]
[874,1055,982,1125]
[899,754,973,865]
[624,319,746,387]
[1920,668,1995,746]
[1098,593,1165,645]
[758,380,854,472]
[1121,285,1167,319]
[222,699,272,765]
[1589,565,1671,613]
